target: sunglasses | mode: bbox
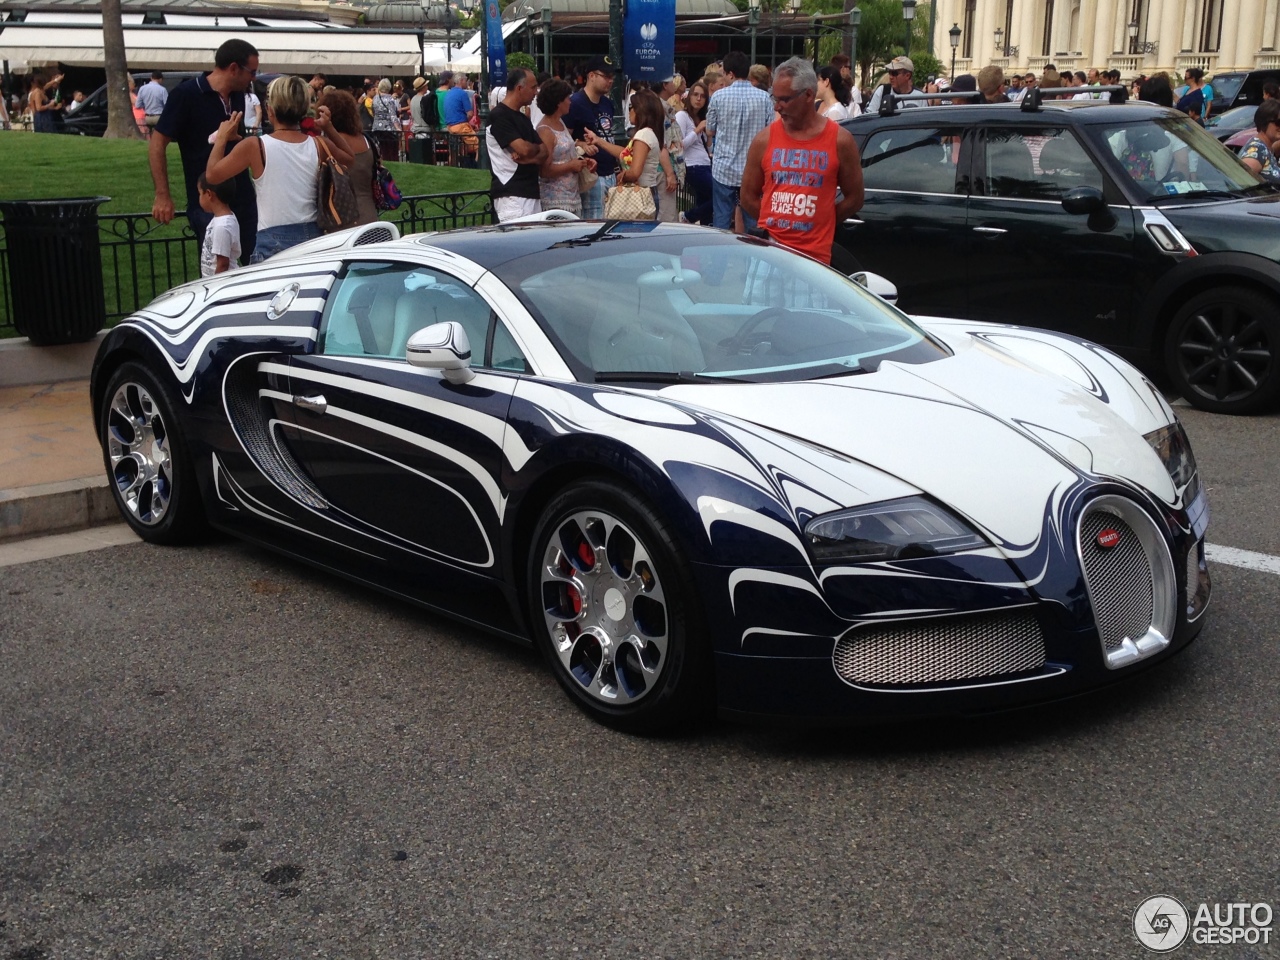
[887,70,906,76]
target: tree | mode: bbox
[101,0,141,139]
[847,0,938,88]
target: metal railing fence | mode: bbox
[0,190,494,336]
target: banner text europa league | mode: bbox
[623,0,675,81]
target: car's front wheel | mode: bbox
[99,362,206,544]
[528,480,712,734]
[1165,287,1280,415]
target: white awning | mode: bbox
[0,24,424,74]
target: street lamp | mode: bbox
[1127,19,1138,55]
[948,22,960,78]
[789,0,803,65]
[849,6,861,83]
[993,26,1003,59]
[541,2,553,75]
[748,0,761,66]
[901,0,916,59]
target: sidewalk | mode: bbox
[0,341,120,542]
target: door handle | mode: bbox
[293,394,327,414]
[843,218,865,225]
[972,226,1008,235]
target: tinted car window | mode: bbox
[1096,115,1262,199]
[982,128,1104,199]
[861,128,962,195]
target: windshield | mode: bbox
[500,233,948,383]
[1211,75,1245,104]
[1096,114,1263,199]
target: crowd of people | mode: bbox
[6,35,1276,276]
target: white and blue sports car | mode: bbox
[91,220,1211,732]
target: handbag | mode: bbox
[365,135,403,211]
[575,146,598,191]
[603,182,656,220]
[315,137,361,233]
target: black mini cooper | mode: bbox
[837,97,1280,414]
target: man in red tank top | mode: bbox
[740,57,864,265]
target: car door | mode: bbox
[837,123,971,317]
[965,124,1139,347]
[280,258,531,624]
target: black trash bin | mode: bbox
[0,196,109,345]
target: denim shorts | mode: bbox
[251,221,322,263]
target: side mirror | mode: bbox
[850,271,899,304]
[406,321,475,384]
[1061,186,1106,216]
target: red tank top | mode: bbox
[759,118,841,264]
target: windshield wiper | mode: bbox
[1150,189,1251,204]
[594,370,752,384]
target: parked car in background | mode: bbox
[1205,104,1259,148]
[58,72,201,136]
[837,98,1280,415]
[90,219,1211,731]
[1208,69,1280,117]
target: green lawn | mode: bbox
[0,130,488,211]
[0,131,490,336]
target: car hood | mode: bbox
[1164,193,1280,259]
[658,332,1176,548]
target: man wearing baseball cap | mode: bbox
[567,55,620,217]
[866,56,923,114]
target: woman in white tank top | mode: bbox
[207,75,354,262]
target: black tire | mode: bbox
[527,480,713,735]
[1164,287,1280,415]
[99,361,207,544]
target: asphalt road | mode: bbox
[1,407,1278,959]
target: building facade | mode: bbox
[932,0,1279,79]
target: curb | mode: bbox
[0,476,117,543]
[0,332,105,387]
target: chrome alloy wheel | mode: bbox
[105,381,173,526]
[539,510,669,705]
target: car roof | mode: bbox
[844,100,1173,128]
[410,221,737,271]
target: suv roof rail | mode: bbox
[1020,84,1124,111]
[881,90,980,116]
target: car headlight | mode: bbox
[1144,421,1200,502]
[804,496,988,563]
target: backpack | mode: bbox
[421,90,440,127]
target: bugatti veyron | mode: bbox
[91,220,1211,732]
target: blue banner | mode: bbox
[623,0,675,81]
[485,0,506,87]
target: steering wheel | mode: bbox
[719,306,790,356]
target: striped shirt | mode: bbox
[706,80,774,186]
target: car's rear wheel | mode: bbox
[100,362,206,544]
[528,480,712,734]
[1165,287,1280,415]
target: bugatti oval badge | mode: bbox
[1097,528,1121,549]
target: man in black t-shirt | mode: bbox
[486,68,549,222]
[151,38,259,261]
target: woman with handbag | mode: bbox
[535,78,595,216]
[207,75,354,262]
[586,90,665,220]
[317,89,379,225]
[371,78,402,162]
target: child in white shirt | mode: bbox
[198,173,241,277]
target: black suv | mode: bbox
[58,72,202,137]
[837,98,1280,414]
[1209,69,1280,116]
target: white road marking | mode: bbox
[0,524,139,568]
[1206,544,1280,577]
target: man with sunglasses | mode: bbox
[866,56,923,115]
[151,39,260,261]
[740,58,863,265]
